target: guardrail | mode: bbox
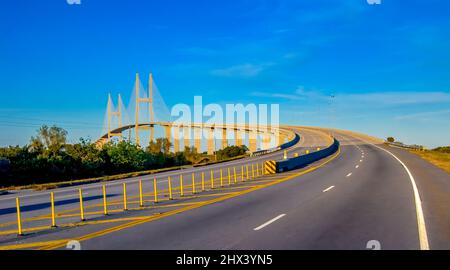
[251,132,301,157]
[5,160,270,237]
[271,138,340,173]
[385,142,424,151]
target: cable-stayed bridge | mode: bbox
[96,73,293,155]
[0,74,449,251]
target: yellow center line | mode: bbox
[0,239,71,250]
[0,183,254,229]
[35,147,341,250]
[0,147,340,250]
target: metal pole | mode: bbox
[139,180,144,207]
[16,198,23,236]
[79,189,85,221]
[102,185,108,215]
[192,173,196,194]
[201,172,205,192]
[123,183,128,210]
[168,176,173,200]
[50,192,56,227]
[153,177,158,203]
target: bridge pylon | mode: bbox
[134,72,155,146]
[107,93,123,141]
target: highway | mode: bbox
[0,127,449,250]
[0,127,331,247]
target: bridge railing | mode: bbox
[252,132,300,157]
[5,159,279,240]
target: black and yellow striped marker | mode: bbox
[264,160,277,175]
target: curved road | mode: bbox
[0,127,449,250]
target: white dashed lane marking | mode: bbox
[254,214,286,231]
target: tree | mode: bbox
[103,141,147,173]
[146,138,172,154]
[183,146,202,164]
[0,158,10,174]
[147,139,163,154]
[30,125,68,150]
[161,138,172,154]
[65,138,104,176]
[387,137,395,143]
[216,145,248,161]
[1,125,200,187]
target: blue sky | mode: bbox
[1,0,450,148]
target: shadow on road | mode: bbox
[0,194,119,216]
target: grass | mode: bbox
[412,150,450,174]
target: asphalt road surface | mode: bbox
[0,127,449,250]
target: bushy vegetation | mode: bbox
[387,137,395,143]
[0,125,249,188]
[433,146,450,154]
[216,145,249,161]
[0,126,185,187]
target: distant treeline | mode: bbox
[0,125,248,187]
[432,146,450,153]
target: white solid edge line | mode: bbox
[322,186,335,192]
[254,214,286,231]
[369,144,430,250]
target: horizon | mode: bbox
[1,0,450,148]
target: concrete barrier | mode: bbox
[252,133,301,157]
[276,138,340,173]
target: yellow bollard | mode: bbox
[233,167,237,184]
[256,163,259,177]
[210,170,215,189]
[168,176,173,200]
[50,192,56,227]
[261,162,264,175]
[283,150,287,159]
[139,180,144,207]
[294,153,298,157]
[252,164,255,179]
[102,185,108,215]
[246,165,249,180]
[192,173,196,194]
[220,169,224,187]
[153,177,158,203]
[123,183,128,210]
[79,189,85,221]
[241,165,244,181]
[180,174,184,197]
[306,150,310,154]
[16,197,23,236]
[201,172,205,192]
[317,147,321,151]
[228,168,231,185]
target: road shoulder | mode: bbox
[381,146,450,250]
